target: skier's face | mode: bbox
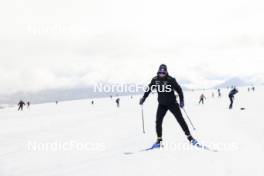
[158,72,167,78]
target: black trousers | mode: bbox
[18,106,23,111]
[156,102,191,138]
[229,95,234,109]
[199,98,204,104]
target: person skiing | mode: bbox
[199,94,206,104]
[217,88,221,97]
[27,101,30,108]
[139,64,196,148]
[116,98,120,107]
[18,100,25,111]
[229,87,238,109]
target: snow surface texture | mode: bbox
[0,86,263,176]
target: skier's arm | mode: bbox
[171,78,184,104]
[140,78,155,105]
[143,78,155,99]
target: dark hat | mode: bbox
[158,64,167,73]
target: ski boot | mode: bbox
[187,135,198,146]
[151,137,163,149]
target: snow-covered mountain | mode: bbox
[214,77,250,88]
[0,84,144,105]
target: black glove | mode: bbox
[180,101,184,108]
[139,97,145,105]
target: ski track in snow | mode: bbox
[0,86,263,176]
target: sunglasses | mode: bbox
[158,72,166,75]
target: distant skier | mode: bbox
[212,92,215,98]
[91,100,94,105]
[115,98,120,107]
[199,94,206,104]
[27,101,30,108]
[217,89,221,97]
[229,87,239,109]
[56,101,58,105]
[139,64,196,148]
[252,86,255,92]
[18,100,25,111]
[248,87,250,92]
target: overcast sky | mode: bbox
[0,0,264,94]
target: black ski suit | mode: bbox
[116,98,120,107]
[229,88,238,109]
[143,75,191,138]
[18,101,25,111]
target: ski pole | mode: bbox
[182,108,196,131]
[141,105,146,134]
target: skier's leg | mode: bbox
[168,102,192,139]
[229,96,233,109]
[156,104,168,140]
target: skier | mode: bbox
[18,100,25,111]
[116,98,120,107]
[212,92,215,98]
[139,64,196,148]
[91,100,94,105]
[217,88,221,97]
[27,101,30,108]
[199,94,206,104]
[252,86,255,92]
[229,87,238,109]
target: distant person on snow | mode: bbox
[212,92,215,98]
[18,100,25,111]
[199,94,206,104]
[229,87,238,109]
[116,98,120,107]
[27,101,30,108]
[139,64,196,148]
[91,100,94,105]
[217,89,221,97]
[252,86,255,92]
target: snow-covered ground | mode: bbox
[0,86,263,176]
